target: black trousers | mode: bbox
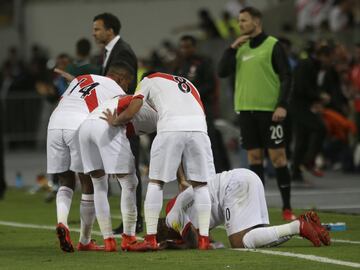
[291,108,327,176]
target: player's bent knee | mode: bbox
[57,171,76,190]
[89,170,105,179]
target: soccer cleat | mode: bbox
[56,223,74,253]
[121,234,138,251]
[127,234,158,252]
[77,240,104,251]
[198,235,210,250]
[302,211,331,246]
[282,209,297,221]
[298,215,321,247]
[104,237,117,252]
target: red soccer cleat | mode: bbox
[127,234,158,252]
[298,215,321,247]
[104,237,117,252]
[282,209,297,221]
[121,234,138,251]
[56,223,74,253]
[77,240,104,251]
[302,211,331,246]
[198,235,210,250]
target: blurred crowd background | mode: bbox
[0,0,360,194]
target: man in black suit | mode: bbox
[92,13,142,233]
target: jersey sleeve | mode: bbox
[133,78,151,100]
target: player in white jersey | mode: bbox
[47,62,134,252]
[102,72,215,250]
[78,95,157,251]
[159,168,331,249]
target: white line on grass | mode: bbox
[0,220,146,240]
[1,220,360,267]
[234,248,360,268]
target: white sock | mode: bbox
[243,221,300,248]
[56,186,73,228]
[91,175,113,239]
[144,182,163,235]
[193,185,211,237]
[117,174,138,236]
[79,194,95,245]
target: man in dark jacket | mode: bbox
[93,12,142,233]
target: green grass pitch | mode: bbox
[0,188,359,270]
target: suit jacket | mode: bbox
[102,38,138,93]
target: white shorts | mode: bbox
[79,119,135,174]
[47,129,83,173]
[222,170,269,236]
[149,131,215,183]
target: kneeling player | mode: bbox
[158,168,330,249]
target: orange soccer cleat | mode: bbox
[282,209,297,221]
[104,237,117,252]
[56,223,74,253]
[301,211,331,246]
[198,235,210,250]
[127,234,158,252]
[77,240,104,251]
[121,234,138,251]
[298,215,321,247]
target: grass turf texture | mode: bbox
[0,188,359,270]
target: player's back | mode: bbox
[136,72,207,132]
[88,95,157,136]
[48,74,125,130]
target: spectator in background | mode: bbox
[218,7,295,221]
[352,44,360,170]
[92,12,143,234]
[216,11,241,39]
[66,38,100,77]
[53,53,71,97]
[290,45,333,182]
[329,0,354,32]
[173,35,230,172]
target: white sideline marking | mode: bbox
[234,249,360,268]
[0,220,144,240]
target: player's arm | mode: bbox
[54,68,75,82]
[101,98,143,126]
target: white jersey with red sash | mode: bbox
[48,74,124,130]
[134,72,207,133]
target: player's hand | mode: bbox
[272,107,287,122]
[231,35,250,49]
[100,109,119,126]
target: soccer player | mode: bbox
[102,72,215,250]
[79,94,157,251]
[161,168,331,249]
[47,62,133,252]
